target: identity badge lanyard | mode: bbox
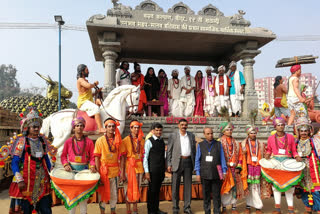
[206,141,214,162]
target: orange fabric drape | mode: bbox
[126,157,140,202]
[97,163,119,202]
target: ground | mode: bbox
[0,189,307,213]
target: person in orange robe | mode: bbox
[120,120,145,214]
[241,125,265,214]
[94,118,121,214]
[131,62,147,112]
[219,121,247,214]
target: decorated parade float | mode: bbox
[1,0,320,211]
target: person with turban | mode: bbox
[9,104,54,213]
[120,120,145,214]
[227,61,246,117]
[265,117,300,214]
[287,64,307,125]
[202,66,217,117]
[295,117,320,214]
[94,118,122,214]
[219,121,247,214]
[241,125,264,214]
[180,66,196,117]
[214,65,232,115]
[61,116,97,214]
[168,69,182,117]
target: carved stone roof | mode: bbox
[198,4,224,17]
[135,0,163,12]
[168,2,195,15]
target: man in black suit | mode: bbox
[167,119,196,214]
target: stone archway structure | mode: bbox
[86,0,276,117]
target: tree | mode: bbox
[19,85,46,97]
[0,64,20,101]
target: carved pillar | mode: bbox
[99,32,121,96]
[231,41,261,117]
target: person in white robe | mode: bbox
[115,61,131,87]
[168,69,182,117]
[180,66,196,117]
[227,61,246,117]
[214,65,232,115]
[202,66,217,117]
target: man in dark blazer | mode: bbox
[167,118,197,214]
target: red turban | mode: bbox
[290,64,301,73]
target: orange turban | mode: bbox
[130,121,144,141]
[104,119,122,149]
[290,64,301,73]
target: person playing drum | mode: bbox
[265,117,301,214]
[61,117,97,214]
[94,118,122,214]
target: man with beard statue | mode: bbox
[214,66,231,115]
[295,116,320,214]
[76,64,105,133]
[116,61,131,87]
[168,69,182,117]
[180,66,196,117]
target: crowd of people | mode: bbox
[115,61,246,117]
[8,103,320,214]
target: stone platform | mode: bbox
[122,116,294,143]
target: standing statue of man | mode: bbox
[180,66,196,117]
[202,66,216,117]
[168,69,182,117]
[287,64,306,125]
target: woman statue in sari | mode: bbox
[193,70,204,116]
[158,69,169,116]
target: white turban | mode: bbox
[218,65,226,72]
[184,66,191,71]
[172,69,179,75]
[229,61,237,68]
[205,66,213,71]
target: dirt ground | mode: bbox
[0,189,307,213]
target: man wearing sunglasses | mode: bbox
[61,117,96,214]
[265,117,300,214]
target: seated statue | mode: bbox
[76,64,105,133]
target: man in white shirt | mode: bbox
[168,69,182,117]
[167,119,197,214]
[180,66,196,117]
[202,66,217,117]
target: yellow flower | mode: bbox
[22,108,26,112]
[38,110,41,113]
[300,107,304,111]
[29,102,34,106]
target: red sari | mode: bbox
[132,73,147,112]
[193,76,204,116]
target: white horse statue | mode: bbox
[41,85,140,164]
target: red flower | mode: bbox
[19,113,24,118]
[39,113,43,117]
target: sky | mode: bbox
[1,0,320,103]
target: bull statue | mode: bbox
[0,72,73,117]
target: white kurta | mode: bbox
[180,75,195,117]
[168,78,182,117]
[202,76,216,116]
[115,68,131,87]
[246,184,263,209]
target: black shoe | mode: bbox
[173,211,179,214]
[184,210,193,214]
[157,210,167,214]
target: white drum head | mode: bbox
[280,159,306,171]
[74,169,100,181]
[259,158,281,169]
[50,168,75,180]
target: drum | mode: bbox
[280,159,305,171]
[50,168,75,180]
[74,169,100,181]
[259,158,281,169]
